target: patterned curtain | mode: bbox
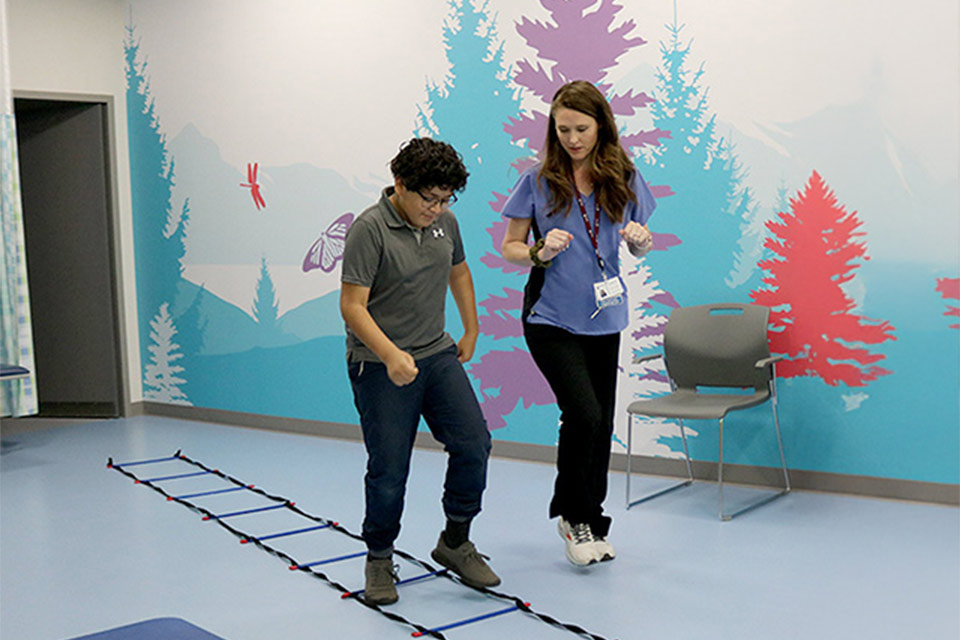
[0,0,38,417]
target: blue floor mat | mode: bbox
[67,617,225,640]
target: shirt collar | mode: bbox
[379,186,438,232]
[379,187,408,229]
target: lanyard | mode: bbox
[571,175,606,273]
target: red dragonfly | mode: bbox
[240,162,266,210]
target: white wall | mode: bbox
[7,0,142,403]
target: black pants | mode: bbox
[524,322,619,538]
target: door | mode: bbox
[14,98,123,417]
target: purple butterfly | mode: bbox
[303,212,354,273]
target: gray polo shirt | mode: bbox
[341,187,465,363]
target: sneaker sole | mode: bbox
[596,540,615,562]
[363,593,398,606]
[430,549,502,589]
[565,547,599,566]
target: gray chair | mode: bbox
[625,303,790,520]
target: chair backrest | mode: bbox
[663,303,772,391]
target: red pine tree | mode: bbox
[750,171,895,387]
[935,277,960,329]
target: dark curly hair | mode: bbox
[389,137,469,193]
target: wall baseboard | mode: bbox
[134,402,960,507]
[38,402,119,418]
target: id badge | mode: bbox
[591,276,624,318]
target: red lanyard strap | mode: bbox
[571,176,606,273]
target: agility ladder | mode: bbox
[108,450,617,640]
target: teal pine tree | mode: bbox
[729,181,761,288]
[416,0,523,263]
[175,281,208,403]
[734,181,786,293]
[642,11,746,306]
[124,22,188,372]
[167,197,190,280]
[252,256,280,344]
[177,282,208,361]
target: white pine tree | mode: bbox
[143,302,191,405]
[614,256,697,457]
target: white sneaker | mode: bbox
[594,535,615,562]
[557,517,601,566]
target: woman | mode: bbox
[500,80,656,566]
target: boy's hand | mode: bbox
[386,350,419,386]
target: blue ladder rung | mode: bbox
[342,568,448,599]
[290,550,367,570]
[172,485,252,500]
[412,603,524,637]
[202,503,288,521]
[141,470,213,482]
[111,455,181,467]
[243,524,332,544]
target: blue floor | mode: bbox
[1,415,958,640]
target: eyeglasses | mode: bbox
[417,190,458,209]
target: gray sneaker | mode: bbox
[430,535,501,589]
[364,556,399,605]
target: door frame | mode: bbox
[13,90,131,416]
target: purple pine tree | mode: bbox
[474,0,667,435]
[507,0,667,168]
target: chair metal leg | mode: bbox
[626,413,633,508]
[678,418,694,480]
[718,405,791,521]
[772,381,792,493]
[718,417,726,520]
[626,414,694,510]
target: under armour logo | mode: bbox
[432,228,445,238]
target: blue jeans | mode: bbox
[348,346,491,553]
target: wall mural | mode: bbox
[124,0,959,485]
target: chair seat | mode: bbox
[0,364,30,380]
[627,388,770,420]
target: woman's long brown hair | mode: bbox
[539,81,636,223]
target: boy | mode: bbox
[340,138,499,605]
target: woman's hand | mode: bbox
[620,222,653,257]
[540,228,574,261]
